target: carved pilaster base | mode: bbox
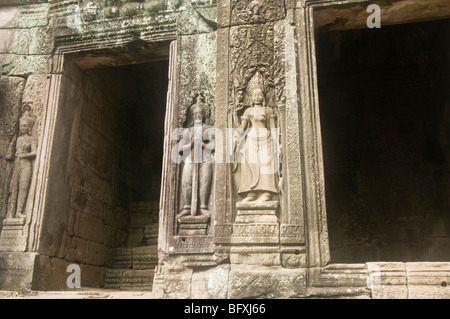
[230,201,280,266]
[0,218,27,252]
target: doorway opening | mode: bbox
[41,43,170,290]
[316,19,450,263]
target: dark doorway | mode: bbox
[39,45,169,289]
[316,19,450,262]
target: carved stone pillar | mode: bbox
[153,28,218,297]
[0,73,50,290]
[215,0,308,266]
[0,101,40,251]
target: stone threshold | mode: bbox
[309,262,450,299]
[0,288,155,299]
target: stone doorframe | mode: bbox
[18,22,176,289]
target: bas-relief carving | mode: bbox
[233,71,279,202]
[5,103,38,219]
[228,23,282,205]
[177,93,215,237]
[178,96,214,218]
[225,18,287,267]
[228,23,284,208]
[161,33,217,260]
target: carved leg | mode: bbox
[199,162,212,216]
[179,162,193,218]
[16,184,30,217]
[16,166,32,218]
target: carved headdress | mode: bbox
[246,71,265,95]
[19,110,35,129]
[20,102,35,128]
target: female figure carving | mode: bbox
[6,107,38,218]
[234,72,279,202]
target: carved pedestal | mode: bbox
[178,215,210,236]
[230,201,280,266]
[0,217,27,252]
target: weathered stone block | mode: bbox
[104,268,123,289]
[1,54,52,76]
[0,217,27,251]
[191,265,230,299]
[81,263,105,288]
[74,212,105,244]
[65,236,87,264]
[16,4,49,28]
[191,269,210,299]
[152,265,193,299]
[0,29,16,53]
[228,265,306,299]
[406,262,450,299]
[31,254,70,291]
[307,264,371,298]
[207,265,230,299]
[0,6,20,29]
[367,262,408,299]
[0,252,37,291]
[27,27,53,55]
[86,240,108,266]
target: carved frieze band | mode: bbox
[230,0,285,25]
[232,224,279,238]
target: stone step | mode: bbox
[110,245,158,269]
[105,245,159,290]
[104,269,155,290]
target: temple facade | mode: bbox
[0,0,449,298]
